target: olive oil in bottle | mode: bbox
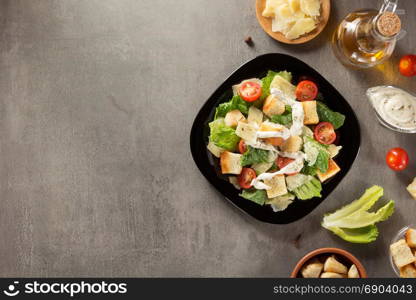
[332,1,403,68]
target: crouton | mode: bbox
[301,259,323,278]
[247,106,263,126]
[235,121,257,143]
[263,95,285,117]
[207,141,224,158]
[320,272,345,278]
[400,264,416,278]
[301,101,319,125]
[224,110,245,128]
[264,174,287,198]
[405,228,416,248]
[324,256,348,274]
[280,136,303,152]
[348,264,360,278]
[390,239,416,268]
[407,178,416,200]
[259,122,284,146]
[220,151,243,175]
[317,159,341,182]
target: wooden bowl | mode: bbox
[255,0,331,44]
[291,248,367,278]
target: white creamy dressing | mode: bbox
[256,121,291,139]
[367,86,416,131]
[271,88,304,136]
[250,151,306,190]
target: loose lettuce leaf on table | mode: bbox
[323,225,379,244]
[317,101,345,130]
[208,118,240,151]
[241,146,270,167]
[240,189,267,205]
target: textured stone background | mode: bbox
[0,0,415,277]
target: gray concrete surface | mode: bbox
[0,0,415,277]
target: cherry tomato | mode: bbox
[295,80,318,101]
[386,147,409,171]
[237,168,257,189]
[314,122,336,145]
[276,157,298,176]
[238,140,247,154]
[399,55,416,77]
[239,81,262,102]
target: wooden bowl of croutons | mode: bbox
[291,248,367,278]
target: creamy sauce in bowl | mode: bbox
[367,86,416,133]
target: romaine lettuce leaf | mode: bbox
[323,186,383,223]
[258,70,292,103]
[292,177,322,200]
[241,146,270,167]
[322,225,379,244]
[324,200,395,228]
[208,118,240,151]
[317,101,345,130]
[303,136,330,173]
[240,189,267,205]
[214,95,250,119]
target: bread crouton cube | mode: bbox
[235,121,257,144]
[264,174,287,198]
[390,239,416,268]
[320,272,345,278]
[317,159,341,182]
[247,106,263,126]
[348,264,360,278]
[259,122,284,146]
[207,141,224,158]
[405,228,416,248]
[407,178,416,200]
[224,110,246,128]
[280,136,303,152]
[301,259,323,278]
[301,101,319,125]
[324,256,347,274]
[400,264,416,278]
[220,151,242,175]
[263,95,285,117]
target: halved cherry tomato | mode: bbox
[276,157,298,176]
[296,80,318,101]
[239,81,262,102]
[237,168,257,189]
[399,55,416,77]
[386,147,409,171]
[238,140,247,154]
[314,122,336,145]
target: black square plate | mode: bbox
[190,53,361,224]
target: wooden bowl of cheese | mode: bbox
[256,0,330,44]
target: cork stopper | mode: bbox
[376,12,401,37]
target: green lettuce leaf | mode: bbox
[317,101,345,130]
[300,164,318,176]
[257,71,293,106]
[214,95,250,119]
[240,189,267,205]
[270,105,292,125]
[292,177,322,200]
[241,146,270,167]
[303,136,330,173]
[324,200,395,229]
[322,225,379,244]
[208,118,240,151]
[323,186,383,223]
